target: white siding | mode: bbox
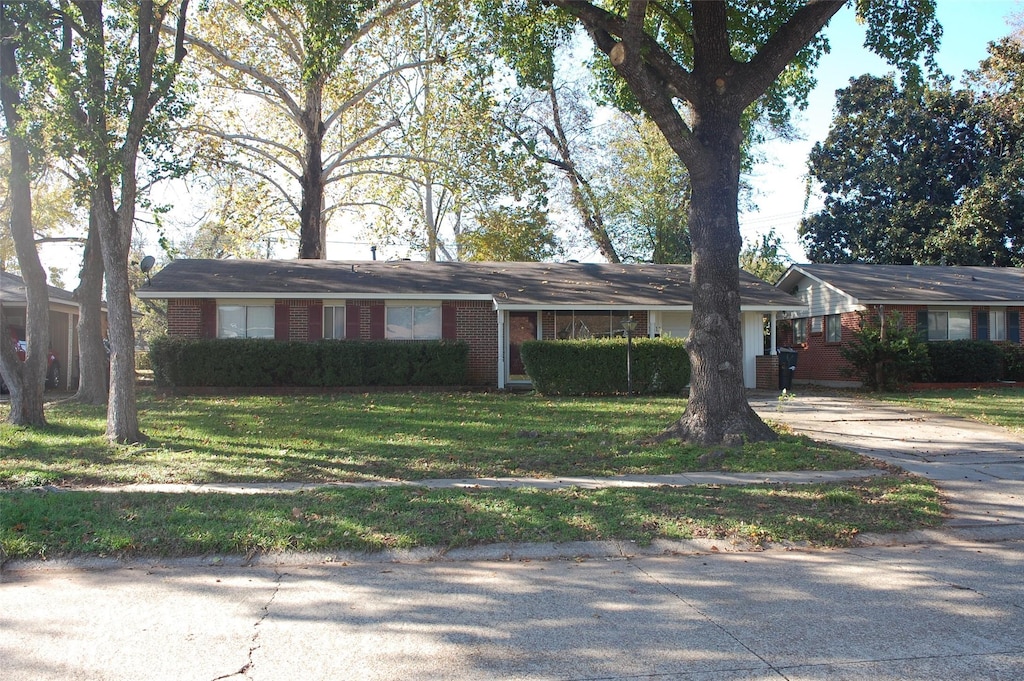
[796,278,861,317]
[652,311,691,339]
[742,312,763,389]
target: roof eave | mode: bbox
[863,299,1024,307]
[137,290,494,301]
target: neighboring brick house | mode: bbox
[137,259,799,389]
[775,264,1024,387]
[0,270,108,390]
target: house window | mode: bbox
[218,303,274,338]
[323,305,346,340]
[826,314,842,343]
[793,318,808,345]
[553,311,622,339]
[990,308,1006,341]
[928,309,971,341]
[386,304,441,340]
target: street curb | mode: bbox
[6,524,1023,573]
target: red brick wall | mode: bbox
[287,301,311,341]
[541,311,556,339]
[756,354,779,390]
[167,299,206,338]
[344,300,385,339]
[784,305,926,385]
[790,310,855,383]
[453,301,496,385]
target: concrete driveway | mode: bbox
[749,392,1024,542]
[3,392,1024,680]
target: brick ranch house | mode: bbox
[775,264,1024,386]
[137,259,800,390]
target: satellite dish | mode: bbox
[140,255,156,285]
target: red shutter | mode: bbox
[200,299,217,339]
[346,303,361,339]
[307,301,323,341]
[442,303,457,340]
[275,301,291,341]
[370,304,386,339]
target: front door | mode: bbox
[508,311,537,379]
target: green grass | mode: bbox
[0,391,870,488]
[874,387,1024,433]
[0,476,943,559]
[0,391,944,559]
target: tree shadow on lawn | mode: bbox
[0,478,943,560]
[3,392,869,487]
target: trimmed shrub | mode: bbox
[840,312,931,391]
[999,343,1024,382]
[149,336,468,388]
[926,340,1004,383]
[520,337,689,395]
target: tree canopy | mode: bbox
[801,35,1024,266]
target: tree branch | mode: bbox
[180,29,302,119]
[735,0,845,109]
[322,119,401,175]
[323,58,438,130]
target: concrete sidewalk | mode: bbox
[75,468,888,495]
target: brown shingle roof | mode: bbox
[0,270,78,307]
[138,259,797,309]
[782,264,1024,304]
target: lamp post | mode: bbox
[621,316,637,396]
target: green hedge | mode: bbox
[925,340,1004,382]
[149,337,468,388]
[998,344,1024,382]
[520,337,689,395]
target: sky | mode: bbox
[739,0,1023,264]
[32,0,1024,287]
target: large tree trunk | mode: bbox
[551,0,845,444]
[298,78,326,259]
[94,178,142,443]
[74,207,108,404]
[0,1,49,426]
[662,114,775,444]
[423,166,438,261]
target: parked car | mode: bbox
[0,329,60,393]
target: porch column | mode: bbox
[770,311,777,355]
[65,312,75,389]
[496,308,506,390]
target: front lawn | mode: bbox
[874,387,1024,433]
[0,391,944,559]
[1,391,870,488]
[0,477,942,558]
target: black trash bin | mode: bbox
[778,348,798,390]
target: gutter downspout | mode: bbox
[496,308,506,390]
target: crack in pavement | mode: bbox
[211,569,284,681]
[626,557,791,680]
